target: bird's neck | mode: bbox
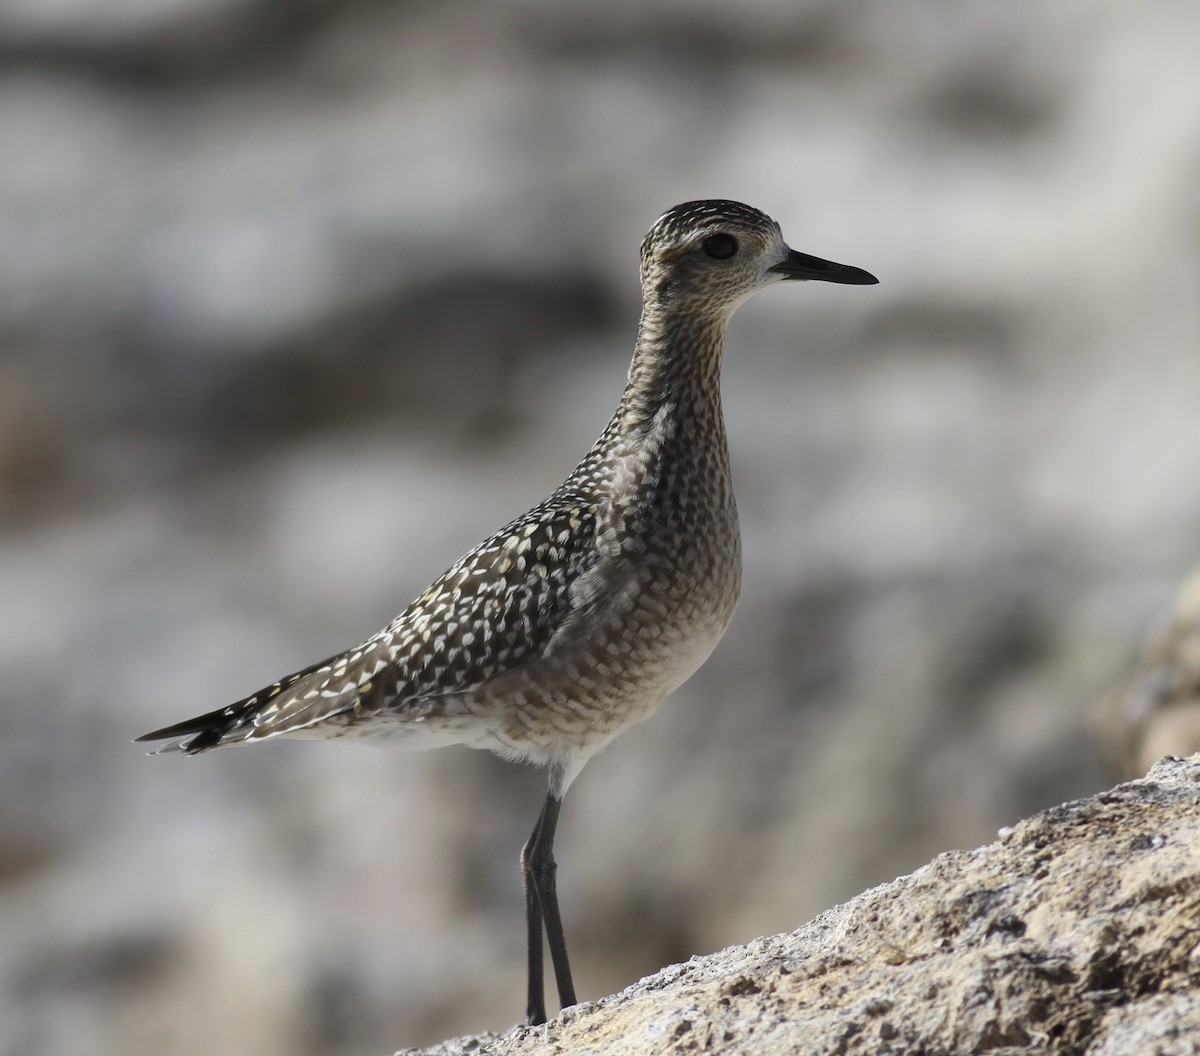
[612,300,730,440]
[569,298,738,546]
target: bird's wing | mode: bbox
[136,491,602,754]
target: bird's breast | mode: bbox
[585,427,743,695]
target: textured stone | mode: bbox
[1100,567,1200,778]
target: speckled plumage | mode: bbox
[137,200,877,1024]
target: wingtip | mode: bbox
[133,729,190,755]
[134,724,214,756]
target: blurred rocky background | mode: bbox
[2,2,1199,1054]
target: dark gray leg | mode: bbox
[521,790,577,1025]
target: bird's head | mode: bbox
[640,199,877,319]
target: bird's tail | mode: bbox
[134,649,351,754]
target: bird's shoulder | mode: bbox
[382,486,603,690]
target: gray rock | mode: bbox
[1100,568,1200,778]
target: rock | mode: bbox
[1099,568,1200,779]
[395,755,1200,1056]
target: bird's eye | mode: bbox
[701,233,738,260]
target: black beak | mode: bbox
[770,249,878,285]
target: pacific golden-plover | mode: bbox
[137,200,878,1026]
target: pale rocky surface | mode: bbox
[396,755,1200,1056]
[1100,567,1200,778]
[3,3,1200,1055]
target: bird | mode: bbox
[136,199,878,1027]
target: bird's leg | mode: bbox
[522,799,547,1026]
[533,793,577,1013]
[521,789,576,1025]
